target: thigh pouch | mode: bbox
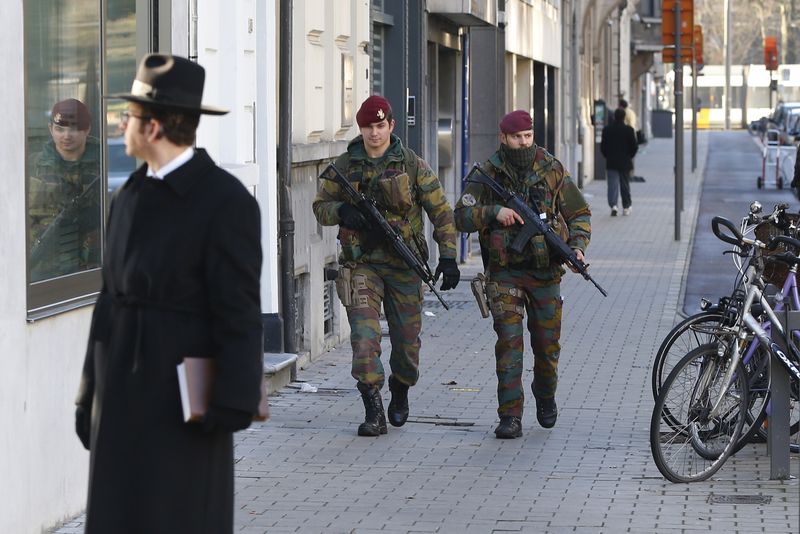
[485,282,525,317]
[336,266,384,310]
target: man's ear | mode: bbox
[148,120,163,141]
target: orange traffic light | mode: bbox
[765,36,778,71]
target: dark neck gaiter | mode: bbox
[500,143,536,174]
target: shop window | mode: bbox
[25,0,138,317]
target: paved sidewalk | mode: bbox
[54,132,799,533]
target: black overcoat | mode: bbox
[76,149,263,534]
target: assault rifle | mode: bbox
[464,164,607,297]
[29,175,101,270]
[319,163,450,309]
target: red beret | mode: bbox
[499,110,533,134]
[356,95,392,127]
[50,99,91,130]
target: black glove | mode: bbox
[75,405,91,450]
[435,258,461,291]
[203,405,253,433]
[338,203,369,230]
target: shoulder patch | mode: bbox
[461,193,476,207]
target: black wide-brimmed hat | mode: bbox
[110,54,228,115]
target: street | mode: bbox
[56,131,800,533]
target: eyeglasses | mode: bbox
[119,110,152,126]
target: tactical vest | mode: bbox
[483,159,569,271]
[334,146,428,263]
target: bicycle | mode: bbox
[651,202,797,401]
[652,203,800,451]
[650,215,800,482]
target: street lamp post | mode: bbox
[674,0,684,241]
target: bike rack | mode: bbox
[770,310,798,479]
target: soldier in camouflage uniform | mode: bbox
[313,95,460,436]
[454,110,591,439]
[28,98,102,281]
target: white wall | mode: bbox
[293,0,371,145]
[0,3,92,531]
[289,0,371,361]
[184,0,280,314]
[505,0,562,68]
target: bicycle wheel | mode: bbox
[650,344,748,483]
[732,344,771,453]
[652,311,725,401]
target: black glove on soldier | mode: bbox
[75,405,91,450]
[338,203,369,230]
[435,258,461,291]
[203,405,253,433]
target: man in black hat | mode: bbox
[75,54,264,534]
[28,98,102,281]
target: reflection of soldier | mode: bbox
[313,95,460,437]
[28,98,101,281]
[455,110,592,439]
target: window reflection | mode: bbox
[24,0,137,308]
[25,1,102,283]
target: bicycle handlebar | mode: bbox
[712,216,745,246]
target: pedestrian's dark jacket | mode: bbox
[454,145,591,278]
[76,149,263,534]
[600,120,638,172]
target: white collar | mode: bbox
[146,147,195,180]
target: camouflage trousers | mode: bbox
[487,268,563,418]
[337,262,423,388]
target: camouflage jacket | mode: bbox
[28,138,102,280]
[454,145,591,276]
[312,134,457,266]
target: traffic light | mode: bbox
[764,36,778,71]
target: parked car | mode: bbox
[780,110,800,145]
[107,136,137,193]
[769,101,800,145]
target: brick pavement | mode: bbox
[53,131,799,533]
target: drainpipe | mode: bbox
[189,0,198,61]
[571,4,581,188]
[278,0,296,354]
[459,29,469,263]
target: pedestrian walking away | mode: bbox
[454,110,592,439]
[312,95,460,437]
[619,98,646,182]
[601,107,638,216]
[74,54,265,534]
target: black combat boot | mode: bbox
[535,395,558,428]
[356,382,388,436]
[387,375,410,427]
[494,416,522,439]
